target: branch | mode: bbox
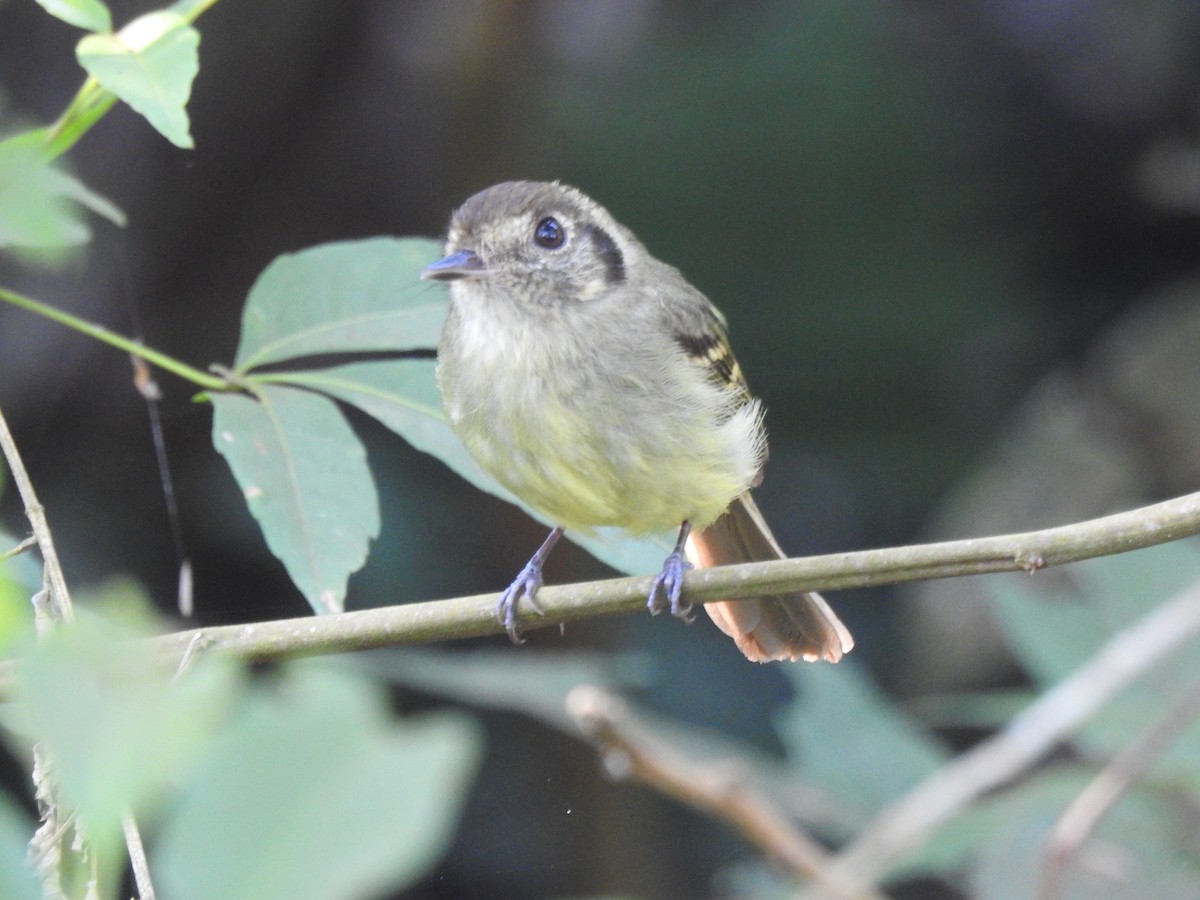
[0,406,73,624]
[1037,676,1200,900]
[796,578,1200,898]
[0,491,1198,691]
[565,685,890,900]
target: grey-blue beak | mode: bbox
[421,250,487,281]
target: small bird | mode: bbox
[423,181,852,663]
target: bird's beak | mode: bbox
[421,250,488,281]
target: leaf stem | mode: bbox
[0,285,229,391]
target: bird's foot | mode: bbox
[496,560,548,643]
[647,550,694,622]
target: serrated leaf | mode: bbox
[76,11,199,148]
[274,358,674,576]
[777,660,948,820]
[210,386,380,614]
[153,666,484,900]
[234,238,447,372]
[35,0,111,32]
[0,132,124,252]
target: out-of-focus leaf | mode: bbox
[908,687,1037,731]
[903,765,1200,894]
[76,11,199,148]
[233,238,446,371]
[1073,539,1200,626]
[0,132,124,253]
[989,580,1110,687]
[967,771,1199,900]
[282,358,675,575]
[153,665,484,900]
[0,529,36,654]
[364,648,651,725]
[210,386,379,614]
[776,660,948,820]
[34,0,111,32]
[6,607,239,860]
[991,559,1200,789]
[0,795,39,900]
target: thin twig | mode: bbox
[1,534,37,561]
[0,406,74,623]
[1037,677,1200,900]
[122,813,156,900]
[565,686,889,900]
[796,580,1200,899]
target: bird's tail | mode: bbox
[686,493,853,663]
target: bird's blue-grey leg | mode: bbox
[498,525,564,643]
[648,520,694,621]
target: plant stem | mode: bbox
[0,285,229,392]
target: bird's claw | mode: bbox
[647,551,694,622]
[497,561,547,643]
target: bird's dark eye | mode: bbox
[534,216,565,249]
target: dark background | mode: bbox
[3,2,1200,897]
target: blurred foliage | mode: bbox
[3,1,1200,898]
[0,594,485,900]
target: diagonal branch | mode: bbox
[796,578,1200,898]
[565,685,891,900]
[0,406,73,625]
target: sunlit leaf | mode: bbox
[153,666,484,900]
[210,386,379,614]
[234,238,446,371]
[34,0,111,32]
[76,11,199,148]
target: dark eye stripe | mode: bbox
[582,225,625,285]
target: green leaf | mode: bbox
[0,795,39,900]
[902,764,1200,891]
[35,0,111,32]
[989,580,1109,687]
[0,132,124,253]
[1073,538,1200,626]
[276,357,674,576]
[76,11,199,148]
[234,237,447,372]
[989,561,1200,788]
[153,666,484,900]
[365,647,651,726]
[210,386,380,614]
[777,660,948,820]
[965,769,1199,900]
[7,608,239,857]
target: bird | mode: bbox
[422,181,852,663]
